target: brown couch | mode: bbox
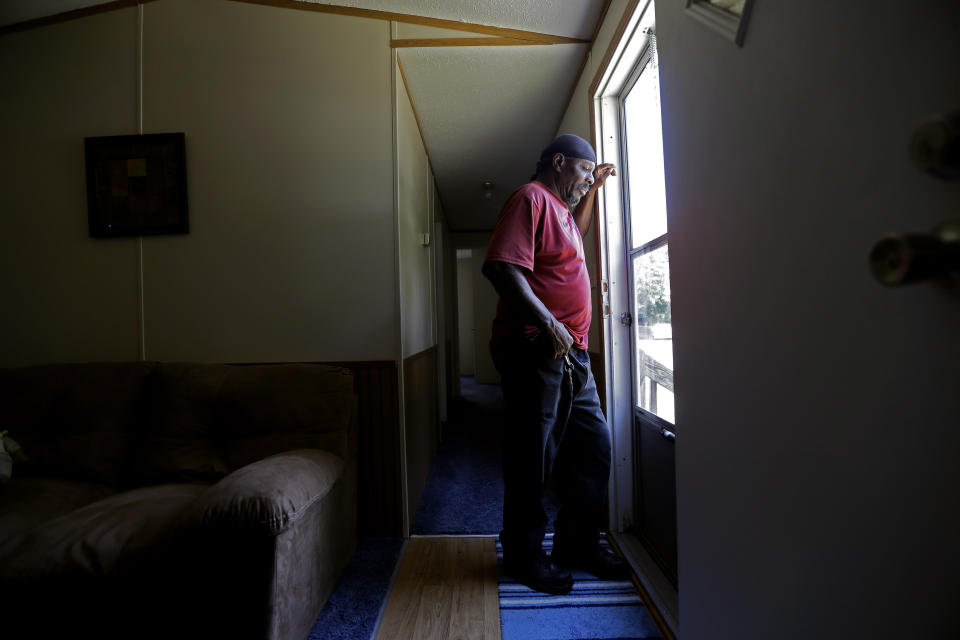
[0,361,358,640]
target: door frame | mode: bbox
[592,0,657,541]
[589,0,680,633]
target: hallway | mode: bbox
[412,376,561,536]
[411,377,505,535]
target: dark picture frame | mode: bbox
[685,0,756,47]
[84,132,189,238]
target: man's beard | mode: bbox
[564,183,589,209]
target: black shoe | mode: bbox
[552,545,631,580]
[502,553,574,595]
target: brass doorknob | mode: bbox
[910,110,960,179]
[870,221,960,286]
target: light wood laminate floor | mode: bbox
[376,536,501,640]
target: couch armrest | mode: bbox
[188,449,344,535]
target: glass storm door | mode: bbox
[619,44,678,585]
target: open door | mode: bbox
[653,0,960,637]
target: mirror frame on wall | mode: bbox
[684,0,755,46]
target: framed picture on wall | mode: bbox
[84,132,189,238]
[685,0,755,46]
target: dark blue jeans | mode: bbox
[493,337,612,563]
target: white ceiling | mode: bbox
[1,0,607,231]
[399,43,589,229]
[348,0,606,230]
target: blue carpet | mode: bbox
[306,537,404,640]
[411,377,505,534]
[412,377,559,535]
[498,535,662,640]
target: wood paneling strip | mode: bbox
[589,350,607,416]
[589,0,643,98]
[392,37,547,48]
[229,0,588,44]
[342,361,403,537]
[403,346,438,527]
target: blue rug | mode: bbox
[306,537,405,640]
[497,535,663,640]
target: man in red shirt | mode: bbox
[483,134,624,595]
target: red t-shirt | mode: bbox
[484,181,592,351]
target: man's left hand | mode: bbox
[592,163,617,189]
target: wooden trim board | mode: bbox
[589,0,643,98]
[0,0,160,36]
[230,0,588,44]
[392,37,546,48]
[402,346,440,537]
[608,532,679,640]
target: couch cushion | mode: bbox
[0,476,115,560]
[133,363,231,485]
[212,364,356,471]
[188,449,344,535]
[0,483,207,582]
[0,362,155,486]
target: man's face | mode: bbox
[555,154,596,208]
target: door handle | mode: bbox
[910,109,960,179]
[870,220,960,287]
[660,427,676,441]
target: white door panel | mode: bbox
[658,1,960,637]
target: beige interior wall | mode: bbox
[1,0,399,366]
[396,57,435,360]
[395,51,441,530]
[0,8,142,366]
[140,0,396,362]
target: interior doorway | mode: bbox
[411,239,506,535]
[456,249,475,376]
